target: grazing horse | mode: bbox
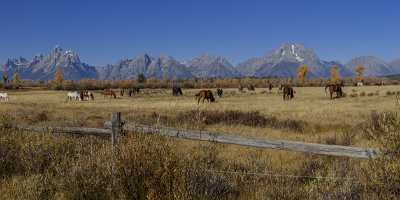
[195,90,215,104]
[268,83,273,92]
[216,88,223,98]
[172,86,183,96]
[66,91,80,101]
[238,85,244,92]
[103,89,117,99]
[128,87,140,96]
[325,83,343,99]
[0,93,9,102]
[80,90,94,101]
[280,85,295,100]
[247,84,255,91]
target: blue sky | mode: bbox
[1,0,399,65]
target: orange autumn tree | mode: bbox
[297,64,309,85]
[11,72,21,89]
[355,64,365,82]
[330,65,341,83]
[50,66,64,89]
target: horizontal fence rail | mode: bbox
[0,111,379,159]
[0,123,112,136]
[105,121,379,159]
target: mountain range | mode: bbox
[1,43,399,80]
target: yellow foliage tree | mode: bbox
[330,65,341,83]
[11,72,21,88]
[297,64,309,85]
[54,67,64,84]
[355,65,365,82]
[50,67,64,90]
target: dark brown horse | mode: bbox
[247,84,255,91]
[325,83,343,99]
[128,87,140,96]
[216,88,223,97]
[195,90,215,104]
[172,86,183,96]
[280,85,295,100]
[268,82,273,92]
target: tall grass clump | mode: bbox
[0,129,241,199]
[360,111,400,199]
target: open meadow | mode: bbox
[1,85,400,199]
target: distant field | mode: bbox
[1,85,398,141]
[0,85,399,199]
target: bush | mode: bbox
[174,110,307,132]
[350,93,358,98]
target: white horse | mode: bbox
[66,91,80,102]
[0,93,9,102]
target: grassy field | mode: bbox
[0,85,399,199]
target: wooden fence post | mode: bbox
[111,112,122,152]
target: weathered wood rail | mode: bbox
[0,123,112,136]
[0,112,379,159]
[104,122,379,159]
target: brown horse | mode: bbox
[325,83,343,99]
[247,84,255,91]
[195,90,215,104]
[80,90,94,101]
[268,82,273,92]
[103,89,117,99]
[238,85,244,92]
[280,85,295,100]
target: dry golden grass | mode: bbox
[0,86,399,199]
[1,86,397,142]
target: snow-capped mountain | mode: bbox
[1,46,97,80]
[237,43,354,78]
[2,43,399,80]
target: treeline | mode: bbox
[0,76,396,91]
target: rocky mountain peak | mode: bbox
[187,54,239,78]
[347,56,393,76]
[267,42,319,64]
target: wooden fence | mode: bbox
[1,112,379,159]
